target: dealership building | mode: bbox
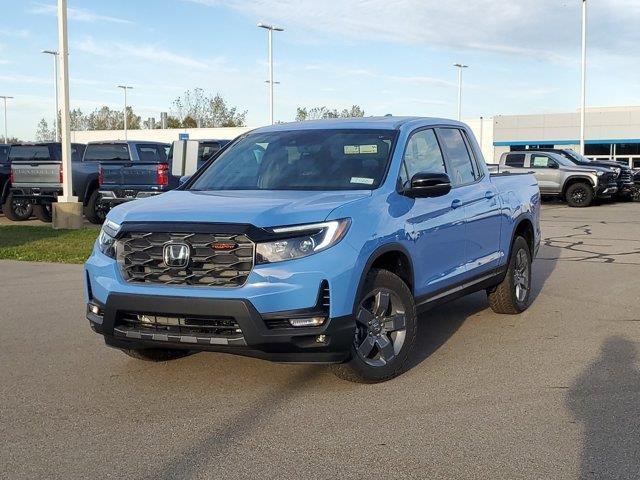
[472,106,640,168]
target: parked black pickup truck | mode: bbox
[96,141,172,208]
[7,142,111,223]
[1,144,33,220]
[527,148,635,200]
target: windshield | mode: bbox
[561,149,593,164]
[190,129,397,191]
[9,145,50,161]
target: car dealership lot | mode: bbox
[1,202,639,479]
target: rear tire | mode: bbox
[120,348,191,362]
[84,189,106,225]
[487,236,532,314]
[2,192,32,221]
[331,269,417,383]
[33,203,52,223]
[565,182,594,207]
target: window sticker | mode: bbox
[344,144,378,155]
[350,177,374,185]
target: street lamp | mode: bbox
[42,50,59,141]
[0,95,13,143]
[453,63,468,121]
[257,22,284,125]
[117,85,133,140]
[579,0,587,155]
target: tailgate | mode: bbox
[11,161,61,188]
[100,162,159,187]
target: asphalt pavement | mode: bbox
[1,201,640,479]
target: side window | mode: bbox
[530,154,554,168]
[437,128,477,186]
[505,153,525,168]
[401,129,446,184]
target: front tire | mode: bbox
[120,348,191,362]
[2,192,32,221]
[487,236,532,314]
[565,182,594,207]
[331,269,417,383]
[33,203,52,223]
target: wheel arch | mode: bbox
[82,177,100,205]
[562,176,594,197]
[353,244,415,314]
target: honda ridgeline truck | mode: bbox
[498,150,618,207]
[85,117,541,383]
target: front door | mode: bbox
[399,128,467,298]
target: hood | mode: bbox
[107,189,371,228]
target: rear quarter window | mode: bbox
[84,144,131,162]
[505,153,526,168]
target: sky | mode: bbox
[1,0,639,140]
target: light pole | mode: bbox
[42,50,59,141]
[580,0,587,155]
[117,85,133,140]
[453,63,468,121]
[0,96,12,143]
[257,23,284,125]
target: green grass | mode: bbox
[0,225,99,264]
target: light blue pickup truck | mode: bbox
[85,117,541,383]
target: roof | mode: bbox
[251,116,465,133]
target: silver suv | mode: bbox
[498,151,618,207]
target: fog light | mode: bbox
[88,303,102,316]
[288,316,326,327]
[316,334,327,344]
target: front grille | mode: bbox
[114,312,246,346]
[117,232,254,287]
[602,172,617,184]
[619,169,633,183]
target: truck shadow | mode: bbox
[408,245,559,371]
[566,336,640,479]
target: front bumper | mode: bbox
[595,184,618,197]
[616,181,635,197]
[87,293,354,363]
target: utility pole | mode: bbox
[579,0,587,155]
[257,23,284,125]
[118,85,133,140]
[454,63,468,121]
[42,50,59,141]
[0,96,12,143]
[53,0,82,228]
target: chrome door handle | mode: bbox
[485,190,496,199]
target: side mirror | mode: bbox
[179,175,191,185]
[404,172,452,198]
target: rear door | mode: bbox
[527,153,561,193]
[437,127,502,278]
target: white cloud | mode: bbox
[74,37,217,70]
[30,2,133,24]
[0,28,30,38]
[186,0,640,60]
